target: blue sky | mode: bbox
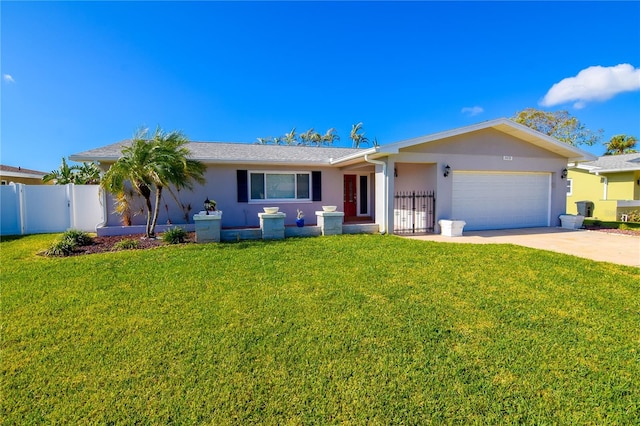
[2,1,639,172]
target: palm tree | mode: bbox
[310,130,322,146]
[101,135,156,237]
[350,122,370,148]
[147,129,206,234]
[101,127,206,238]
[43,158,76,184]
[284,128,297,145]
[321,128,340,146]
[73,162,101,184]
[299,128,315,146]
[604,134,637,155]
[256,137,270,145]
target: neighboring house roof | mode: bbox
[70,140,366,166]
[0,164,48,179]
[338,118,595,164]
[573,153,640,173]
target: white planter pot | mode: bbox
[559,214,584,230]
[438,219,466,237]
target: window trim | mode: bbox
[566,178,573,196]
[248,170,312,202]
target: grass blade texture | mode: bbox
[2,233,639,424]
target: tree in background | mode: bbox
[101,127,206,238]
[73,162,101,184]
[512,108,602,147]
[284,128,297,145]
[321,128,340,146]
[350,122,370,148]
[256,124,376,148]
[604,135,637,155]
[299,128,315,146]
[43,158,101,185]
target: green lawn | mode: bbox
[2,234,639,424]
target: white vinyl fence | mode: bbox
[0,183,104,236]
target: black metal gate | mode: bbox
[393,191,436,234]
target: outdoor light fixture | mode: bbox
[444,164,451,177]
[204,197,213,215]
[561,168,568,179]
[637,178,640,186]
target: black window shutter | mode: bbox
[312,171,322,201]
[237,170,248,203]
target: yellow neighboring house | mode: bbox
[567,153,640,221]
[0,165,50,185]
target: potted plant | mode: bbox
[204,197,217,214]
[296,209,305,227]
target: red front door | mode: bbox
[344,175,357,217]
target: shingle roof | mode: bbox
[0,164,48,177]
[69,140,365,166]
[580,153,640,172]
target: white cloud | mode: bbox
[3,74,15,83]
[461,106,484,116]
[540,63,640,109]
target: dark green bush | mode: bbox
[42,239,77,257]
[62,229,93,246]
[162,227,187,244]
[113,239,139,251]
[625,210,640,223]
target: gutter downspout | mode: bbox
[364,154,387,234]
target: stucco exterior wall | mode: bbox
[389,129,569,229]
[102,163,348,229]
[567,169,639,220]
[394,163,436,193]
[404,128,556,158]
[566,169,601,215]
[607,172,636,200]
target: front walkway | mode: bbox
[403,227,640,267]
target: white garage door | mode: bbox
[452,172,550,231]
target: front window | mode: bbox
[250,171,311,201]
[566,178,573,196]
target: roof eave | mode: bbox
[1,171,46,179]
[588,166,640,174]
[330,147,380,165]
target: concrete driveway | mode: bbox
[403,227,640,267]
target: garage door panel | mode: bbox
[452,172,550,231]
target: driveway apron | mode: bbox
[403,227,640,267]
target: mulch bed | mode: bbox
[73,232,196,256]
[583,226,640,237]
[68,227,639,257]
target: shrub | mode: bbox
[42,239,77,257]
[162,227,187,244]
[625,209,640,223]
[113,239,139,251]
[62,229,93,246]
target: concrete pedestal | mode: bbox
[194,211,222,243]
[259,212,286,240]
[559,214,584,230]
[316,211,345,236]
[438,219,466,237]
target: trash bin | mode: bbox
[575,201,594,217]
